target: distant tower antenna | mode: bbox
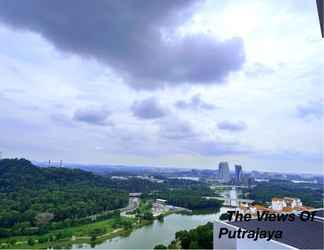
[48,160,51,167]
[60,160,63,167]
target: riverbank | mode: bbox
[0,202,190,249]
[0,208,219,249]
[0,216,152,249]
[79,213,218,249]
[0,197,225,249]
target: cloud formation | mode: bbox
[0,0,322,173]
[175,94,216,110]
[296,101,323,120]
[0,0,245,89]
[131,97,167,119]
[158,117,197,140]
[73,107,111,126]
[158,117,248,156]
[217,120,247,132]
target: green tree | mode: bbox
[154,244,167,249]
[27,238,34,246]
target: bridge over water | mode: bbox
[203,196,254,207]
[205,186,254,207]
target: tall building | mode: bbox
[317,0,323,37]
[218,162,230,182]
[234,165,243,184]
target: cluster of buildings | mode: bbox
[217,162,243,185]
[111,175,164,183]
[271,197,312,213]
[238,196,313,217]
[152,199,169,216]
[217,194,323,249]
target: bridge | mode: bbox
[210,185,249,189]
[203,196,254,207]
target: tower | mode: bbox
[234,165,243,185]
[218,162,230,183]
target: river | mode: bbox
[73,188,236,249]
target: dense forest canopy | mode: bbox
[150,188,222,211]
[248,180,324,208]
[0,159,129,237]
[154,222,213,249]
[0,158,222,239]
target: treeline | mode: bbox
[154,222,213,249]
[110,177,212,194]
[248,180,324,208]
[150,187,222,211]
[0,159,128,237]
[0,158,221,239]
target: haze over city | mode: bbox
[0,0,323,174]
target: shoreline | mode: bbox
[0,208,221,249]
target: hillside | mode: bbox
[154,222,213,249]
[0,158,128,237]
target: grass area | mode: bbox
[0,199,177,249]
[0,209,158,250]
[0,216,136,249]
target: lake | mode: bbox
[73,189,236,249]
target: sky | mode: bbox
[0,0,323,174]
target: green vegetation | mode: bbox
[0,214,136,249]
[0,159,128,238]
[150,188,222,211]
[248,180,324,208]
[135,200,154,221]
[154,222,213,249]
[154,244,168,249]
[0,158,221,249]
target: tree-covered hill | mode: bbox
[0,158,129,237]
[0,158,113,191]
[154,222,213,249]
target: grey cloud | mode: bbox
[73,107,111,126]
[217,120,247,132]
[175,94,216,110]
[158,117,248,155]
[296,101,323,120]
[0,0,245,89]
[51,113,76,128]
[159,118,197,140]
[131,97,167,119]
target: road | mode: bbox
[120,197,140,217]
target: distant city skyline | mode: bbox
[0,1,323,174]
[12,158,319,176]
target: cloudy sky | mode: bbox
[0,0,323,174]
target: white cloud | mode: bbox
[0,0,322,173]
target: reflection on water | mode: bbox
[74,213,216,249]
[73,188,236,249]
